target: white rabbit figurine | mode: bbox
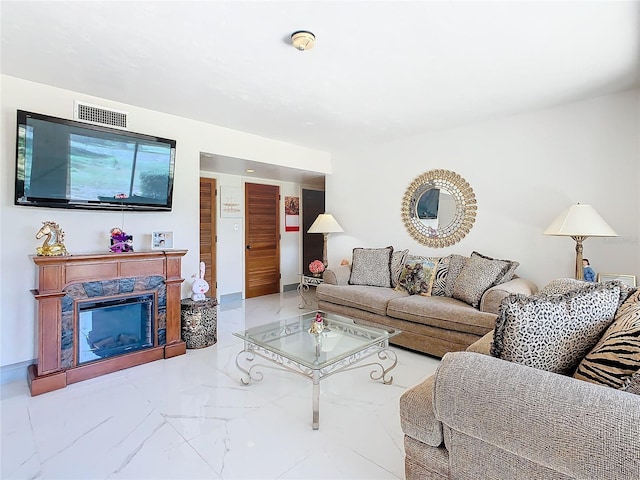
[191,261,210,301]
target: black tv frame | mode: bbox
[15,110,177,212]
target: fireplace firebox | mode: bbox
[29,250,187,396]
[78,293,155,365]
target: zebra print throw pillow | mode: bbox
[573,288,640,388]
[431,255,449,296]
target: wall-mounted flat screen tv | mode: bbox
[15,110,176,211]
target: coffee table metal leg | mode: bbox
[312,370,320,430]
[297,281,312,309]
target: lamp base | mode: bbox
[572,235,587,281]
[322,234,328,267]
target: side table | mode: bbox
[180,297,218,348]
[297,274,323,309]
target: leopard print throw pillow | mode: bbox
[491,281,621,374]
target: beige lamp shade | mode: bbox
[544,204,618,280]
[307,213,344,234]
[543,204,618,237]
[308,213,343,267]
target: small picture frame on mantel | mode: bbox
[597,273,637,288]
[152,231,174,250]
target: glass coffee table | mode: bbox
[233,311,400,429]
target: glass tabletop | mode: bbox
[233,311,400,370]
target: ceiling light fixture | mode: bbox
[291,31,315,51]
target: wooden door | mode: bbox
[245,183,280,298]
[302,189,325,275]
[199,178,217,299]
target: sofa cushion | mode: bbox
[387,294,497,335]
[452,254,510,308]
[395,258,438,296]
[466,330,494,355]
[573,288,640,388]
[348,246,393,287]
[621,370,640,395]
[444,254,468,297]
[390,249,409,287]
[316,283,407,316]
[491,282,621,374]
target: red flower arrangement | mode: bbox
[309,260,325,275]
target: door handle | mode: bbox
[246,245,252,249]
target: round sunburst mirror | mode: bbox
[401,169,477,248]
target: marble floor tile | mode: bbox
[1,290,440,479]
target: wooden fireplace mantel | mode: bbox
[28,249,188,395]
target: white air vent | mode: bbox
[74,101,128,129]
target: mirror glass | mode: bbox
[401,170,477,248]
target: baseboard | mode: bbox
[1,359,33,384]
[219,292,242,304]
[283,283,297,293]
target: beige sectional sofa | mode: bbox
[400,351,640,480]
[399,280,640,479]
[317,259,537,357]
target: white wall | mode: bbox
[0,75,331,367]
[2,75,637,369]
[327,90,640,289]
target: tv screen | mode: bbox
[15,110,176,211]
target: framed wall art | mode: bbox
[285,195,300,232]
[220,186,242,218]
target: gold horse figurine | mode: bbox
[35,221,68,256]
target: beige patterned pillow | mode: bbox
[574,288,640,388]
[471,251,519,284]
[444,254,468,297]
[452,254,510,308]
[348,246,393,287]
[540,278,589,296]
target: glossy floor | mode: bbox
[1,291,440,479]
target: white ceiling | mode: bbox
[2,1,639,182]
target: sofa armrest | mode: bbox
[479,277,538,314]
[322,265,352,285]
[400,375,443,447]
[432,352,640,479]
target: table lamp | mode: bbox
[543,203,618,280]
[307,213,343,267]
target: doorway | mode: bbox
[245,183,281,298]
[302,189,325,275]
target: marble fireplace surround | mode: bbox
[29,250,187,396]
